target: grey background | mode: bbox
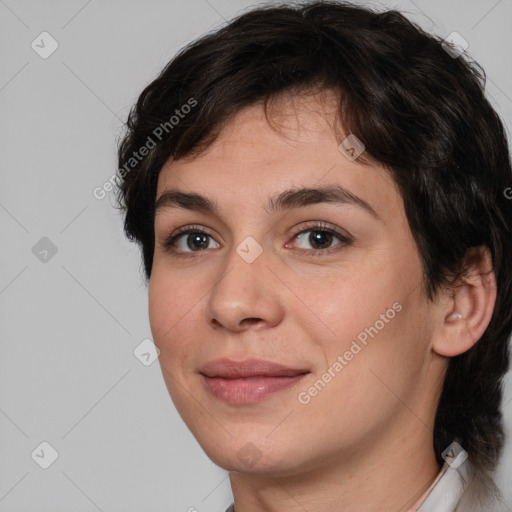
[1,0,511,510]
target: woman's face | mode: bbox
[149,93,444,475]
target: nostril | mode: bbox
[210,318,223,328]
[208,317,264,330]
[241,318,262,326]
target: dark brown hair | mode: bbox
[116,0,512,477]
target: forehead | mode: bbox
[156,93,401,223]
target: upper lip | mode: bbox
[200,358,310,378]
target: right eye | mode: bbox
[162,227,221,255]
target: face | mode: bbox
[149,92,443,476]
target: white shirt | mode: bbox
[415,458,473,511]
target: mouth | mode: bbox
[199,358,310,404]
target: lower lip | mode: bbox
[201,374,308,404]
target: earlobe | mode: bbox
[432,247,497,358]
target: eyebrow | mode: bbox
[154,185,379,218]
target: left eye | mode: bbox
[291,228,346,252]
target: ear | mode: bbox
[432,246,497,357]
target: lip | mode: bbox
[200,358,310,404]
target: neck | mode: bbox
[229,427,441,512]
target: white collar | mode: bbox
[415,458,474,512]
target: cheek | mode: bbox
[148,278,171,343]
[148,273,193,362]
[148,275,198,413]
[311,270,401,347]
[311,253,428,382]
[299,300,431,447]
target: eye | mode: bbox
[162,226,220,254]
[288,222,351,255]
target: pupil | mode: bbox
[310,231,331,249]
[188,233,208,250]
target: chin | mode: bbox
[195,431,306,475]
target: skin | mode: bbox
[148,90,496,512]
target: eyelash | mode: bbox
[161,222,352,257]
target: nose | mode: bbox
[205,242,285,332]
